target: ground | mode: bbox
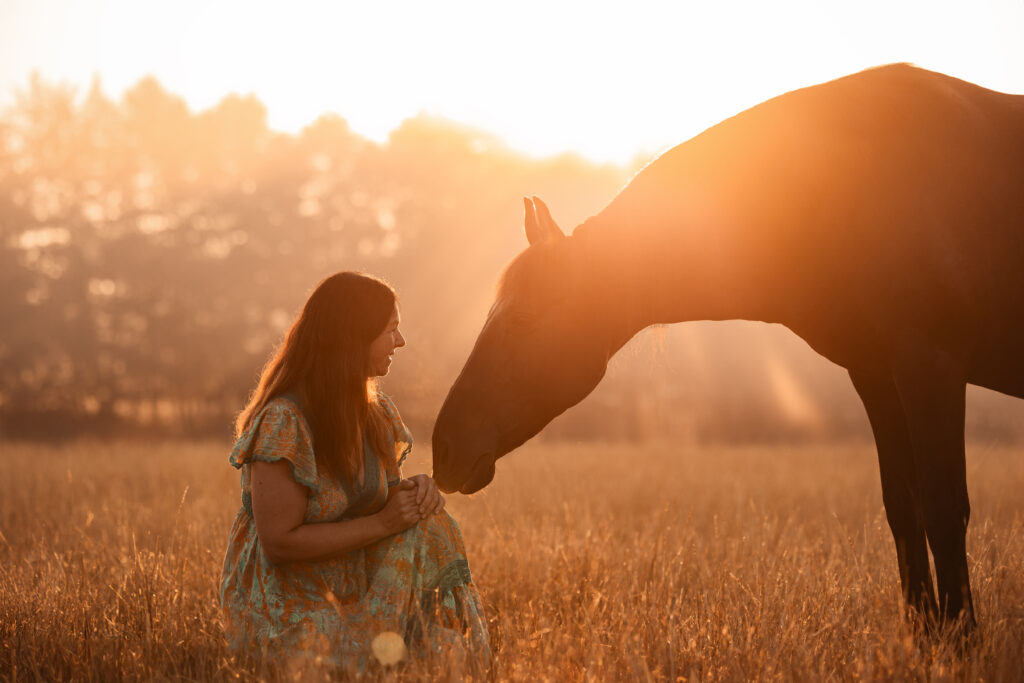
[2,438,1022,681]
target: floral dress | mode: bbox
[219,394,490,673]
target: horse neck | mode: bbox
[573,204,782,347]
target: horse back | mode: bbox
[597,64,1024,376]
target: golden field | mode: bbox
[1,439,1023,682]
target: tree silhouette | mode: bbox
[1,75,1018,442]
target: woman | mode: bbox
[219,271,490,674]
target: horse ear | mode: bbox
[524,197,542,245]
[524,196,565,246]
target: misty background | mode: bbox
[2,75,1021,444]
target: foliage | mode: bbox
[1,76,1020,442]
[0,75,624,438]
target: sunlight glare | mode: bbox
[1,0,1022,163]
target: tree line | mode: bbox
[2,75,1019,442]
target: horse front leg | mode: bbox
[849,368,938,622]
[891,338,976,631]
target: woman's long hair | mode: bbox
[235,272,396,483]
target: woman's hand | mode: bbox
[375,479,421,535]
[408,474,446,518]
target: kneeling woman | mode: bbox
[219,272,490,673]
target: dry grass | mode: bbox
[1,438,1022,681]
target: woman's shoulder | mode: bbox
[229,394,316,483]
[234,395,310,448]
[261,394,305,420]
[240,390,303,423]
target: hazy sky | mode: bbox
[2,0,1022,163]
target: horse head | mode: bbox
[431,197,618,493]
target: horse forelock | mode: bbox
[496,240,573,307]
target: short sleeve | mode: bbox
[229,397,318,490]
[378,392,413,486]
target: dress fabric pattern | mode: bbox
[219,394,490,672]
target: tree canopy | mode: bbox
[2,76,1019,442]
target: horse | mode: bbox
[431,64,1024,630]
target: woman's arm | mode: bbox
[251,459,420,565]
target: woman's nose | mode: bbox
[395,331,406,348]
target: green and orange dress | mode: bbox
[219,394,490,672]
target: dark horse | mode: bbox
[432,64,1024,629]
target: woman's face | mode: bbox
[367,304,405,377]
